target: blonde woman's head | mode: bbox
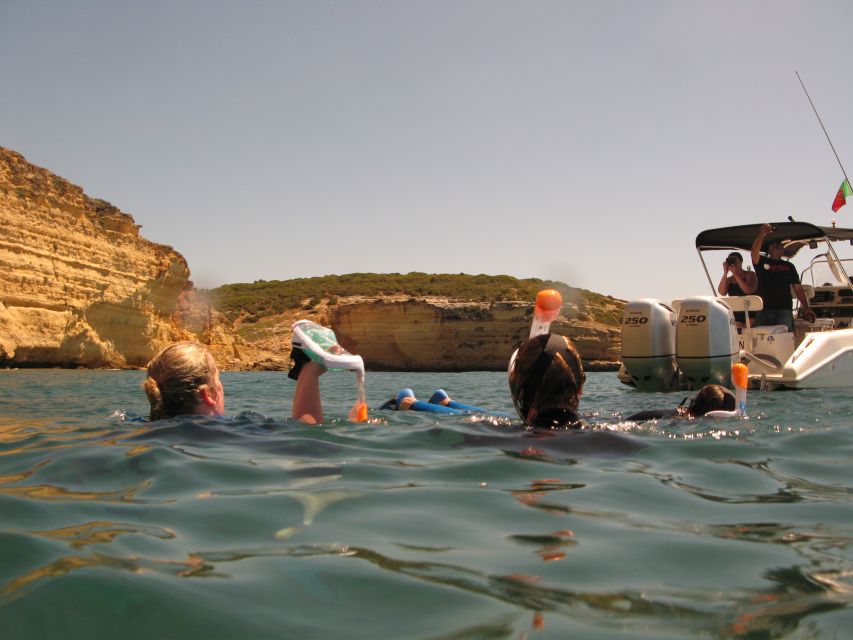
[143,342,224,420]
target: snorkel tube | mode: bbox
[703,357,749,419]
[291,320,368,422]
[509,289,564,376]
[731,359,748,417]
[529,289,563,338]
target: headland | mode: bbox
[0,147,624,371]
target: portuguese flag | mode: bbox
[832,179,852,213]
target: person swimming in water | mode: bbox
[376,388,511,416]
[143,342,224,420]
[143,341,326,423]
[379,332,588,428]
[480,332,644,456]
[624,383,736,421]
[507,332,586,428]
[382,334,738,427]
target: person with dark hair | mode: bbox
[718,251,757,327]
[377,333,587,428]
[507,333,586,428]
[625,384,736,422]
[751,223,815,330]
[688,383,736,416]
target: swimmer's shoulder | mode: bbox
[625,408,680,421]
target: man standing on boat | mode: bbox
[751,223,816,331]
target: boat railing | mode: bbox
[801,255,853,288]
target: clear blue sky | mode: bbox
[3,1,852,303]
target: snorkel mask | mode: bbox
[291,320,368,422]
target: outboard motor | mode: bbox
[675,296,738,389]
[620,299,679,392]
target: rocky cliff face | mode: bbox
[330,298,620,371]
[0,147,622,371]
[0,147,248,368]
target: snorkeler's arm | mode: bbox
[292,361,326,424]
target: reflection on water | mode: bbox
[0,480,154,503]
[0,460,50,483]
[0,548,216,601]
[31,521,177,548]
[0,370,852,638]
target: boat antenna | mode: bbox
[796,71,851,188]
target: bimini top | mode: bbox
[696,221,853,257]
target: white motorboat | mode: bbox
[619,221,853,391]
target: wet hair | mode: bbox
[508,334,585,427]
[143,342,218,420]
[687,384,735,416]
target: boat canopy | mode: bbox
[696,221,853,257]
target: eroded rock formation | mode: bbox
[0,147,247,368]
[331,299,620,371]
[0,147,622,371]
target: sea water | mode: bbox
[1,369,852,639]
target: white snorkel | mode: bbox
[508,289,564,376]
[529,289,563,339]
[704,357,748,419]
[291,320,368,422]
[732,358,748,417]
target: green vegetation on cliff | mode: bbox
[205,273,624,326]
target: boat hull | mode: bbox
[768,328,853,389]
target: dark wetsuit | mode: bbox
[625,408,679,421]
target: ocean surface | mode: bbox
[1,369,852,639]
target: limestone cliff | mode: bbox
[331,299,620,371]
[0,147,248,368]
[224,295,621,371]
[0,147,622,371]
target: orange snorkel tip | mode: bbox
[534,289,563,324]
[529,289,563,339]
[348,401,368,423]
[731,362,748,389]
